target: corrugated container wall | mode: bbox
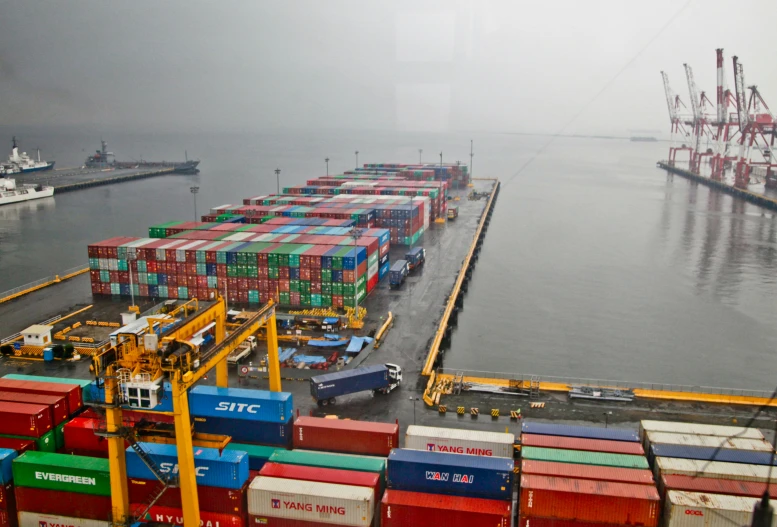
[14,487,112,521]
[522,421,639,442]
[520,434,645,456]
[136,505,243,527]
[268,450,386,486]
[12,452,110,496]
[640,420,765,442]
[645,431,773,452]
[127,478,248,516]
[0,403,51,438]
[18,512,111,527]
[386,448,513,500]
[661,474,777,499]
[404,425,514,458]
[0,391,68,425]
[520,475,660,527]
[293,416,398,456]
[248,476,374,527]
[0,450,16,485]
[381,489,511,527]
[0,379,82,416]
[521,446,649,469]
[654,457,777,485]
[125,443,248,489]
[664,490,777,527]
[520,460,655,486]
[188,385,293,423]
[193,415,292,447]
[650,443,777,466]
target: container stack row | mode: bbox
[87,232,390,305]
[518,421,661,527]
[641,420,777,527]
[148,219,356,238]
[358,163,470,185]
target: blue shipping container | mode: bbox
[649,444,777,466]
[125,443,248,489]
[310,365,388,401]
[193,415,292,447]
[387,448,513,500]
[188,385,293,423]
[521,421,639,443]
[0,448,17,485]
[225,443,282,471]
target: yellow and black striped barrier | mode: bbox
[457,406,465,415]
[510,410,521,419]
[470,407,479,416]
[438,405,446,414]
[530,402,545,409]
[491,409,500,418]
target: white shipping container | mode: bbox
[664,491,777,527]
[248,476,374,527]
[654,457,777,485]
[646,431,774,452]
[640,420,765,443]
[19,512,112,527]
[404,425,515,458]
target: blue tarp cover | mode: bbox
[308,339,349,348]
[346,336,374,353]
[277,348,297,362]
[324,333,341,340]
[323,318,340,325]
[292,355,327,364]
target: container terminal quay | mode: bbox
[0,161,776,527]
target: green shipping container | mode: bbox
[13,451,111,496]
[2,375,92,389]
[268,450,386,487]
[0,430,56,452]
[520,447,649,469]
[225,442,283,468]
[53,421,67,449]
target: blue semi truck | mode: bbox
[310,363,403,406]
[389,260,409,287]
[405,247,425,271]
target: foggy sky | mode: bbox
[2,0,776,136]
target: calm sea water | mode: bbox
[1,127,775,389]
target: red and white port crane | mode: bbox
[710,48,740,181]
[732,56,777,189]
[661,71,693,165]
[683,63,717,173]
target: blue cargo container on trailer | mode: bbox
[649,444,777,466]
[405,247,425,271]
[389,260,408,287]
[188,385,293,423]
[310,364,403,406]
[521,421,640,442]
[125,443,249,489]
[387,448,513,500]
[193,415,293,447]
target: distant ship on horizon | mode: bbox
[3,137,55,173]
[630,136,658,142]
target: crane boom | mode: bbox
[661,71,677,122]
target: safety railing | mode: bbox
[436,368,775,400]
[0,264,89,304]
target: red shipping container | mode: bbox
[258,462,380,502]
[0,402,51,438]
[0,509,14,527]
[0,481,14,512]
[63,417,115,454]
[381,489,511,527]
[520,434,644,456]
[518,517,635,527]
[292,416,398,457]
[248,517,356,527]
[14,487,112,521]
[0,437,35,453]
[0,391,68,426]
[128,478,247,516]
[521,460,655,486]
[520,475,659,527]
[661,474,777,498]
[0,379,82,415]
[134,504,243,527]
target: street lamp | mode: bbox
[603,411,612,428]
[355,151,359,168]
[419,149,423,164]
[439,151,443,167]
[349,226,363,315]
[410,396,418,425]
[325,158,330,176]
[275,168,281,194]
[190,186,199,222]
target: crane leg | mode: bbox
[216,359,229,388]
[172,378,201,527]
[105,378,129,526]
[266,312,282,392]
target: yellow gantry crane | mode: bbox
[92,296,281,527]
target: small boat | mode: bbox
[0,176,54,206]
[569,386,635,402]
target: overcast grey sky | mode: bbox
[1,1,775,135]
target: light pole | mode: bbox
[455,160,461,194]
[349,226,363,315]
[325,158,329,176]
[190,186,199,222]
[355,150,359,168]
[603,411,612,428]
[275,168,281,195]
[470,139,474,179]
[410,396,418,425]
[419,149,423,164]
[439,151,443,167]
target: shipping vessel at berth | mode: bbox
[85,139,200,174]
[0,176,54,205]
[5,137,55,173]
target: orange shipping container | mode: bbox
[519,475,660,527]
